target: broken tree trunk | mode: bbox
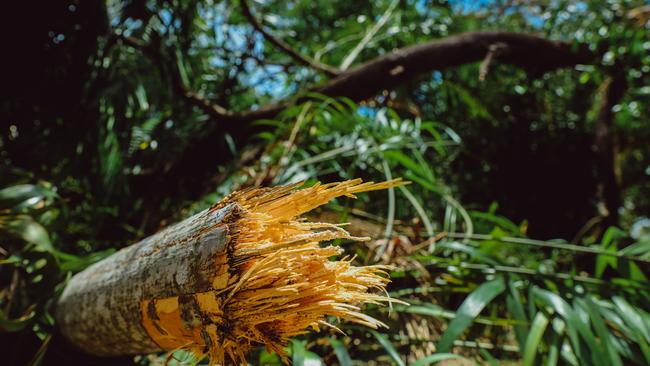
[55,179,404,365]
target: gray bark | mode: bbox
[55,203,240,356]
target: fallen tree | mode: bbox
[55,179,405,365]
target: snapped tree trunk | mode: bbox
[55,179,404,365]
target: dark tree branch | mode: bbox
[222,31,597,130]
[119,30,599,223]
[239,0,341,77]
[121,31,597,132]
[593,73,627,227]
[118,34,233,119]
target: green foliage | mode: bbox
[243,96,650,365]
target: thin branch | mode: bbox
[340,0,399,70]
[479,42,508,81]
[239,0,340,77]
[117,34,233,120]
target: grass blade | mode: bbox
[579,298,623,366]
[532,288,605,366]
[329,338,352,366]
[436,277,506,352]
[522,312,549,366]
[506,281,529,352]
[411,353,465,366]
[370,330,405,366]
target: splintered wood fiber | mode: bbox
[56,179,406,365]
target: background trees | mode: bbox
[2,0,650,365]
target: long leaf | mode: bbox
[370,330,405,366]
[506,280,529,352]
[579,298,623,366]
[0,309,35,332]
[1,215,53,252]
[329,338,352,366]
[291,339,324,366]
[436,241,500,265]
[522,312,549,366]
[0,184,52,210]
[436,277,506,352]
[532,288,605,366]
[411,353,465,366]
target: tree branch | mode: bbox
[223,31,596,129]
[121,31,597,132]
[56,180,399,364]
[239,0,340,77]
[593,73,626,227]
[479,42,508,81]
[117,34,234,121]
[120,30,598,220]
[339,0,399,70]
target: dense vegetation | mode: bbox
[2,0,650,365]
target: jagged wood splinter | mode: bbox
[56,179,406,365]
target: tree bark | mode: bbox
[55,179,403,365]
[55,203,239,356]
[206,31,596,131]
[593,73,626,227]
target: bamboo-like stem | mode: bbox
[55,179,406,365]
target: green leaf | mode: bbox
[522,312,549,366]
[0,184,51,210]
[369,330,405,366]
[258,349,283,366]
[329,338,352,366]
[291,339,324,366]
[612,296,650,362]
[546,319,563,366]
[58,249,116,273]
[479,349,499,366]
[532,288,605,366]
[436,277,506,352]
[470,211,521,236]
[175,49,190,87]
[411,353,465,366]
[611,297,650,365]
[436,241,500,265]
[506,281,529,352]
[560,340,579,366]
[578,298,623,366]
[0,309,35,332]
[398,186,434,239]
[396,302,521,327]
[1,215,53,252]
[383,150,431,182]
[444,81,494,121]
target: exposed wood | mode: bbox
[56,179,405,365]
